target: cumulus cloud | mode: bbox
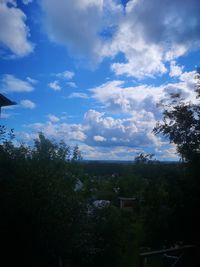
[0,74,34,93]
[107,29,167,78]
[47,114,60,122]
[23,70,198,160]
[24,102,162,152]
[41,0,200,78]
[27,70,196,150]
[163,70,198,104]
[90,70,198,114]
[85,71,197,148]
[41,0,103,60]
[26,121,86,142]
[48,80,61,91]
[40,0,122,62]
[107,0,200,78]
[90,80,163,115]
[169,61,183,77]
[83,109,161,148]
[56,70,75,80]
[0,0,33,57]
[125,0,200,51]
[20,99,36,109]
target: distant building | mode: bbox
[0,94,16,117]
[119,197,138,211]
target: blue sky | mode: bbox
[1,0,200,160]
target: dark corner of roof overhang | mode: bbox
[0,93,17,107]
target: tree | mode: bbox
[153,69,200,245]
[134,152,156,164]
[153,69,200,163]
[0,131,86,267]
[72,144,82,161]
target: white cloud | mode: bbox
[163,71,198,104]
[0,0,33,57]
[161,146,178,160]
[169,61,183,77]
[107,0,200,78]
[107,29,167,78]
[83,109,161,148]
[47,114,60,122]
[20,70,198,160]
[15,131,38,143]
[154,144,179,161]
[24,117,151,160]
[48,80,61,91]
[90,70,198,115]
[66,82,77,89]
[0,74,34,93]
[90,80,163,115]
[41,0,200,78]
[85,70,198,148]
[56,70,75,80]
[20,99,36,109]
[24,106,161,151]
[93,135,106,142]
[68,92,89,99]
[41,0,122,62]
[27,121,86,142]
[41,0,102,60]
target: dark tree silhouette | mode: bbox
[154,69,200,164]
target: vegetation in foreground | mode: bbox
[0,70,200,267]
[0,129,199,267]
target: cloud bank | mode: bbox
[0,0,33,57]
[21,70,197,160]
[41,0,200,78]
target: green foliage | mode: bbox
[1,127,199,266]
[154,69,200,163]
[0,130,144,267]
[153,68,200,248]
[0,130,85,267]
[134,153,157,164]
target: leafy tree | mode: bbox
[134,153,156,164]
[153,69,200,163]
[153,69,200,245]
[0,131,86,267]
[1,130,144,267]
[72,144,82,161]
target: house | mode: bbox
[119,197,138,211]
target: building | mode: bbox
[119,197,138,211]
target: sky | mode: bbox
[1,0,200,161]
